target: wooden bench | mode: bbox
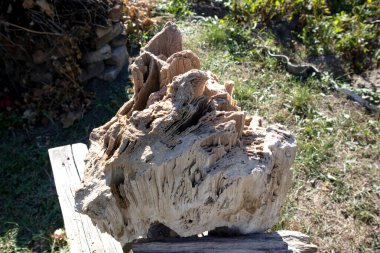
[49,143,124,253]
[49,143,318,253]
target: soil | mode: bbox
[352,66,380,91]
[308,54,346,77]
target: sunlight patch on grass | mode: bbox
[0,226,31,253]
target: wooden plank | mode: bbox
[71,143,88,181]
[49,144,123,253]
[131,231,318,253]
[71,143,125,253]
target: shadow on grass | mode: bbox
[0,66,131,252]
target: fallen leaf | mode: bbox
[36,0,55,17]
[129,5,139,20]
[22,0,35,9]
[142,17,154,28]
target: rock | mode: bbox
[105,45,129,67]
[97,65,124,82]
[110,33,128,47]
[98,45,129,81]
[95,25,113,38]
[352,68,380,91]
[75,22,297,245]
[108,4,123,22]
[96,22,124,49]
[78,61,105,82]
[83,44,111,64]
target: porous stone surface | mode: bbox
[75,22,297,245]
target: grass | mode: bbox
[0,75,131,252]
[1,4,379,252]
[179,19,380,252]
[0,138,67,253]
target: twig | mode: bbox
[0,22,63,36]
[30,10,64,33]
[0,32,30,59]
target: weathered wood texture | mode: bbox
[48,143,123,253]
[49,143,316,253]
[131,230,318,253]
[75,22,297,245]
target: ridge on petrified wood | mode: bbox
[74,22,297,245]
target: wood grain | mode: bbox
[131,230,318,253]
[49,143,123,253]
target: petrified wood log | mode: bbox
[75,22,297,245]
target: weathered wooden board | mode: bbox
[48,143,123,253]
[131,230,318,253]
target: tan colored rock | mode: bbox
[75,22,297,245]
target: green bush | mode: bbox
[225,0,379,72]
[158,0,193,17]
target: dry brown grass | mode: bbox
[282,97,380,252]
